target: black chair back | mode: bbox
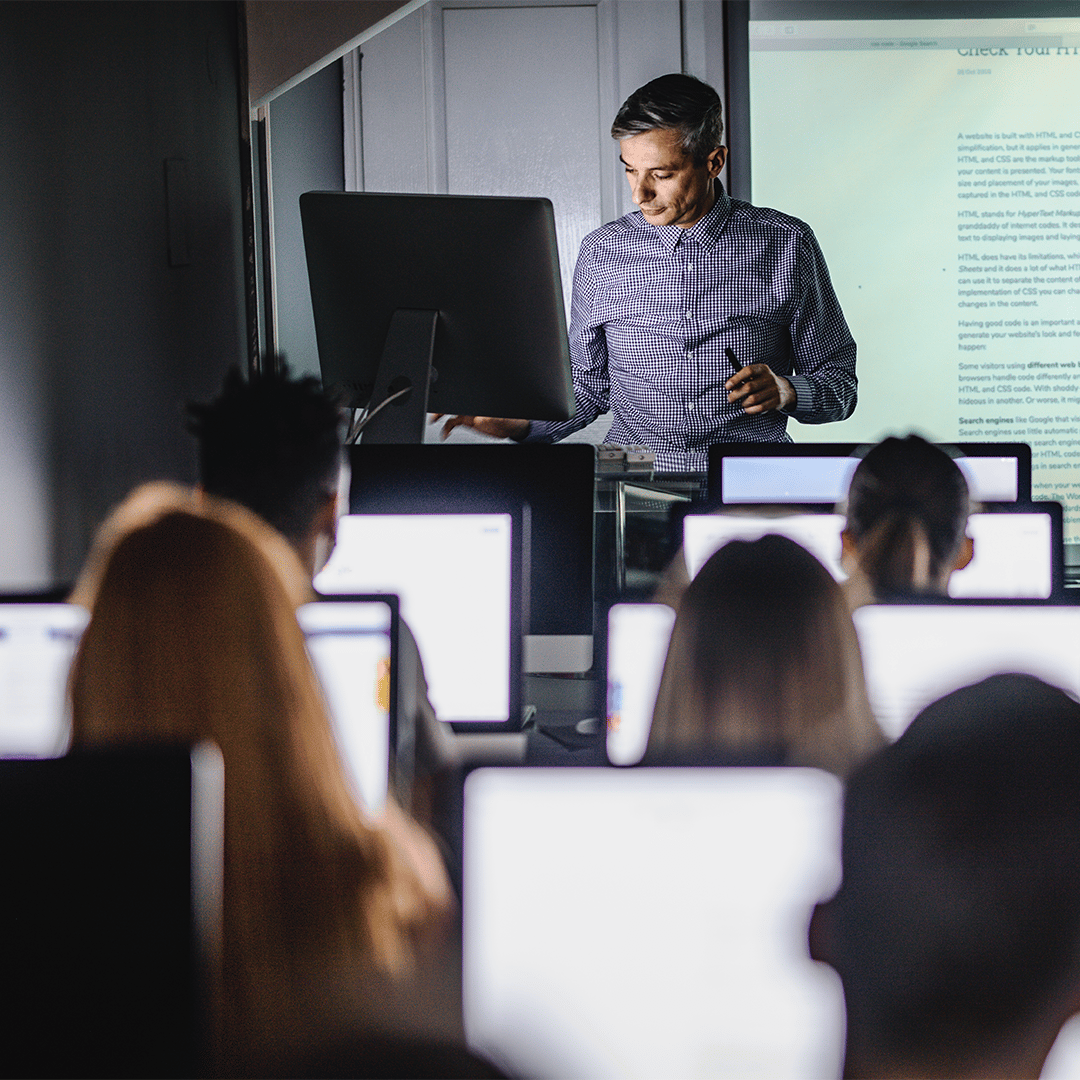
[0,744,223,1078]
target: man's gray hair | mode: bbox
[610,73,724,164]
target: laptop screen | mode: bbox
[463,766,845,1080]
[853,605,1080,740]
[298,597,396,813]
[314,513,517,725]
[0,602,89,758]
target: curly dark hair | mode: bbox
[187,365,344,545]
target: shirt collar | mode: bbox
[641,183,731,253]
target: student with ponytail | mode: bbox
[841,434,973,606]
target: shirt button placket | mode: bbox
[683,245,694,450]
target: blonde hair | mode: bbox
[646,535,883,776]
[68,483,436,1063]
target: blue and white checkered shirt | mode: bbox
[526,186,857,472]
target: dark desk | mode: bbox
[594,471,706,594]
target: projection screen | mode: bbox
[744,2,1080,550]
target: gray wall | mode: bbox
[0,1,247,587]
[269,59,345,378]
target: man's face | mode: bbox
[619,128,727,229]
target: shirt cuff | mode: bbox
[525,420,562,443]
[785,375,814,415]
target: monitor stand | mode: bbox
[361,309,438,444]
[523,634,594,674]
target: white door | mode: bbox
[354,0,688,302]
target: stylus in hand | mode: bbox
[724,350,796,414]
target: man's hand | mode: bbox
[725,364,796,415]
[429,415,530,441]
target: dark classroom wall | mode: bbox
[0,1,248,586]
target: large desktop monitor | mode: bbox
[853,603,1080,739]
[300,191,574,442]
[708,442,1033,505]
[347,443,595,673]
[678,503,1065,600]
[463,766,845,1080]
[313,511,525,731]
[605,598,1080,766]
[0,744,223,1077]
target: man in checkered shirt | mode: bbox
[440,73,857,473]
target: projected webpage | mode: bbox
[298,600,393,813]
[314,514,512,723]
[0,603,89,758]
[749,12,1080,540]
[463,767,845,1080]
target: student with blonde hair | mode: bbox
[68,483,461,1076]
[646,534,883,776]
